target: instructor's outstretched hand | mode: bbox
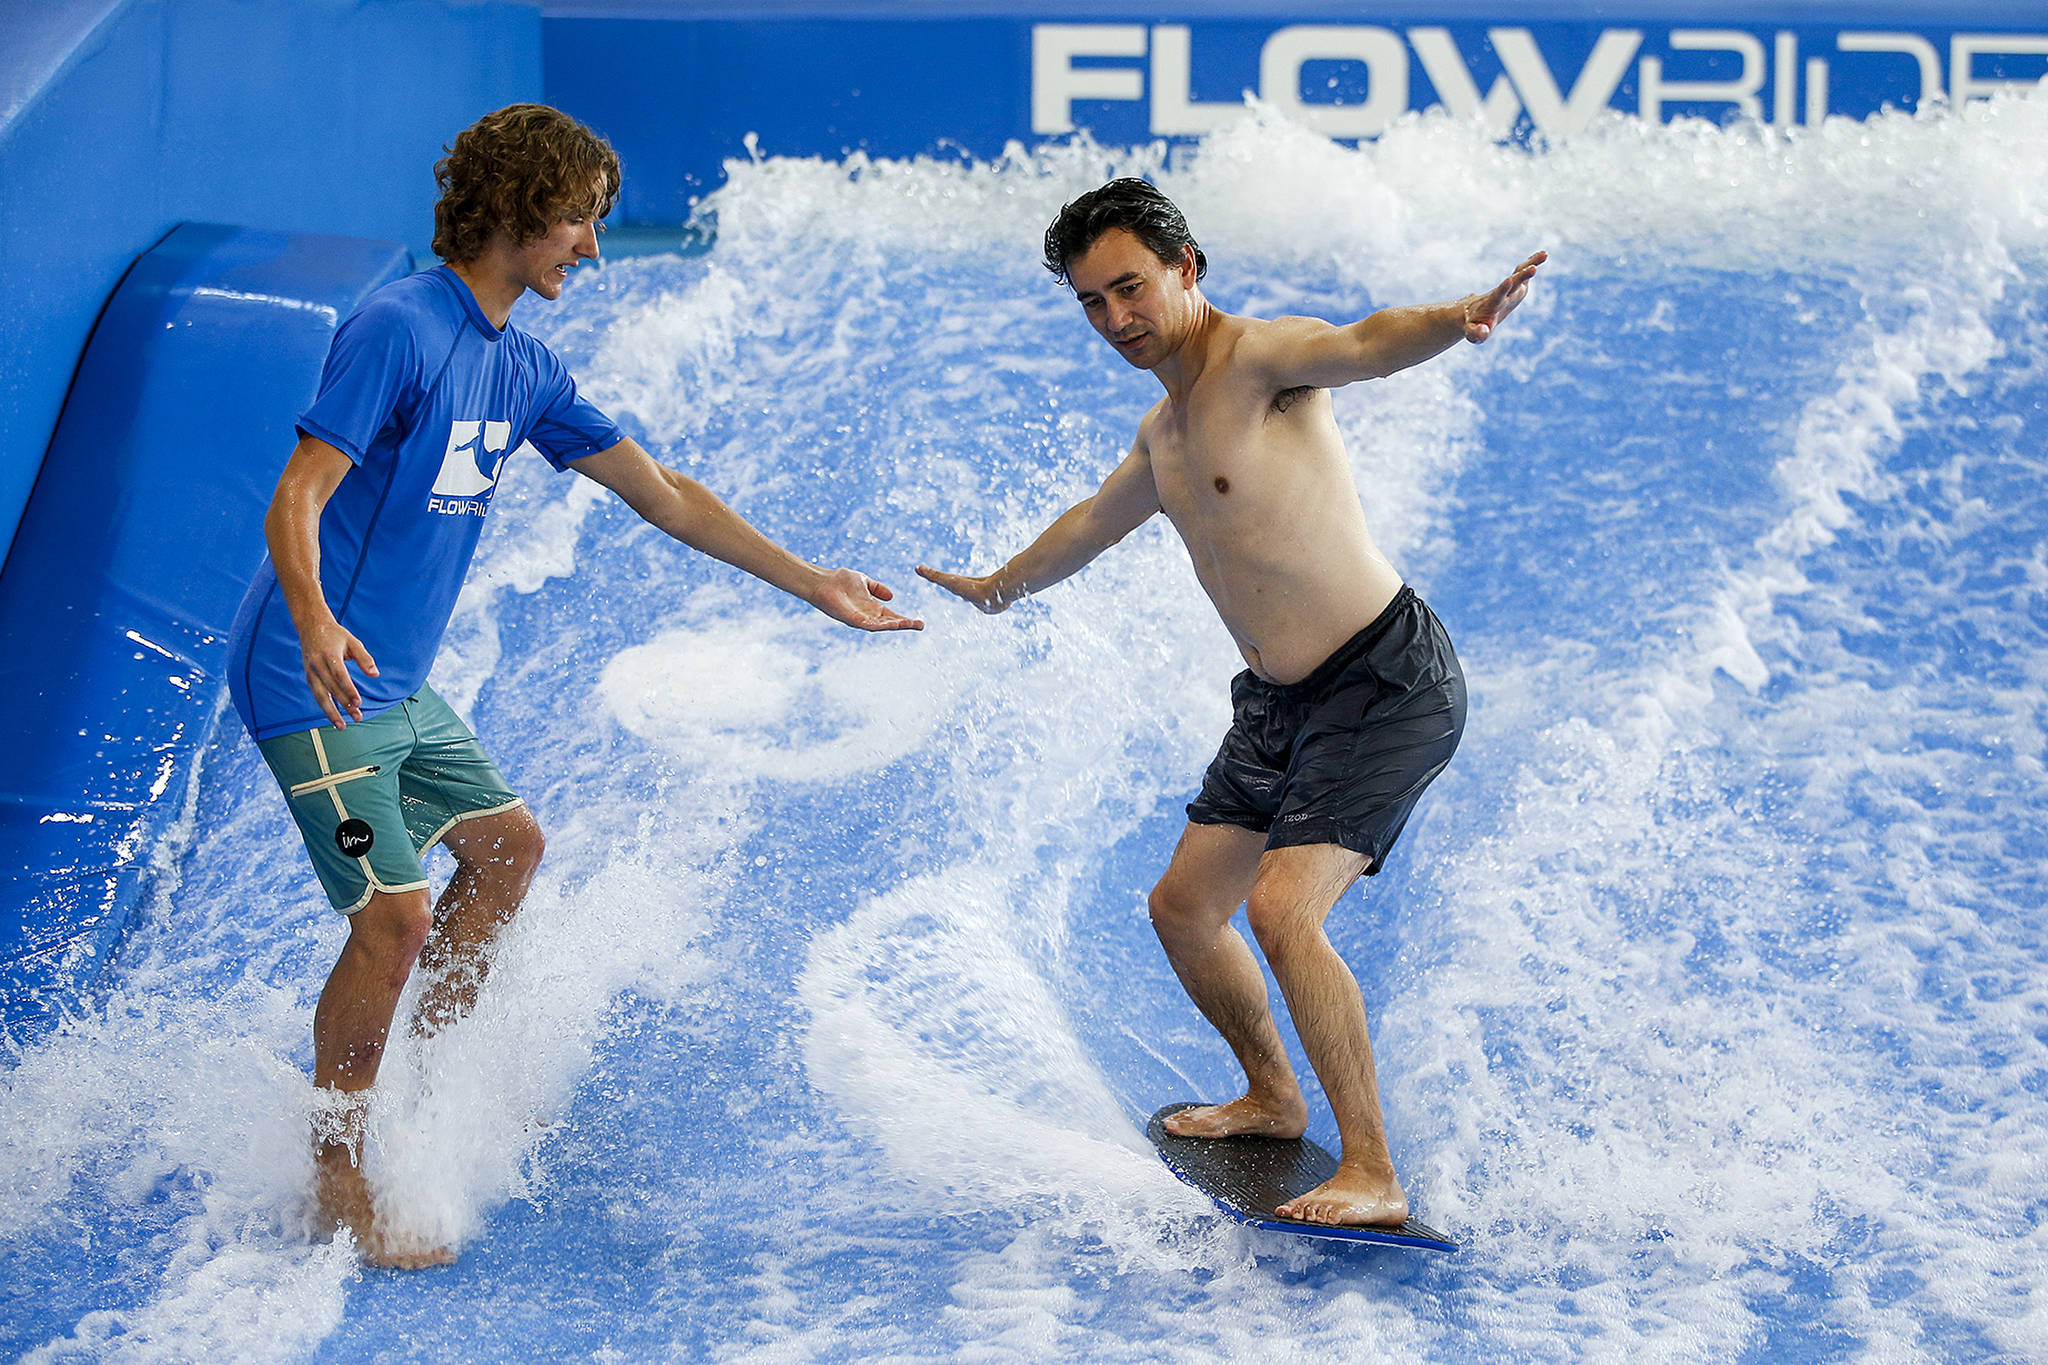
[812,567,924,631]
[1463,250,1548,343]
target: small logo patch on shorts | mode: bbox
[335,818,375,857]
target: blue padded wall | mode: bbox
[0,0,539,572]
[0,226,413,1029]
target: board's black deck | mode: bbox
[1147,1103,1457,1252]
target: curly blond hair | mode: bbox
[431,104,621,264]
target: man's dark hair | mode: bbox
[1042,178,1207,287]
[432,104,622,264]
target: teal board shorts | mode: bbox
[255,685,523,913]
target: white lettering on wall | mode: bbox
[1149,26,1240,135]
[1410,27,1523,136]
[1836,32,1944,104]
[1259,26,1409,139]
[1640,30,1767,122]
[1491,28,1644,137]
[1950,34,2048,103]
[1026,23,2048,142]
[1031,24,1145,134]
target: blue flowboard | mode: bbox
[1149,1103,1458,1252]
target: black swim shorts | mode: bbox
[1186,585,1466,875]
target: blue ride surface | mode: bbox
[4,50,2048,1365]
[0,226,410,1029]
[3,99,2044,1359]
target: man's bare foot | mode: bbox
[315,1145,456,1270]
[1163,1094,1309,1139]
[355,1220,458,1270]
[1275,1163,1409,1227]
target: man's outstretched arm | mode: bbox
[917,437,1161,614]
[1250,251,1547,390]
[575,437,922,632]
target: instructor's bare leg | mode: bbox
[410,805,544,1036]
[1148,822,1309,1139]
[311,887,455,1268]
[1245,842,1406,1227]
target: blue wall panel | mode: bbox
[545,17,1029,224]
[543,6,2048,224]
[0,0,540,571]
[0,226,412,1029]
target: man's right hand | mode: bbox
[915,564,1013,615]
[300,619,379,728]
[809,566,925,632]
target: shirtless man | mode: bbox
[918,179,1542,1225]
[227,105,921,1268]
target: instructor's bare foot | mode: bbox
[315,1145,456,1270]
[1276,1163,1409,1228]
[1163,1094,1309,1139]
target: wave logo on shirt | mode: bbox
[428,419,512,517]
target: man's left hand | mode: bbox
[1464,250,1548,343]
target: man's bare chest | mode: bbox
[1150,385,1327,524]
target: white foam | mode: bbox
[602,610,954,782]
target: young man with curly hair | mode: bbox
[920,179,1542,1229]
[227,103,921,1268]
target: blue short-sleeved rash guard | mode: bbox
[228,266,624,741]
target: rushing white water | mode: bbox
[4,88,2047,1362]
